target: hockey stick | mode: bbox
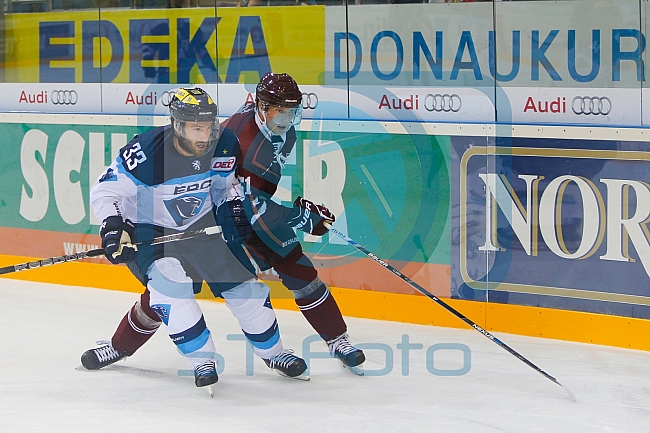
[0,226,222,276]
[328,226,576,401]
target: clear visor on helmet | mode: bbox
[176,118,220,143]
[264,105,303,134]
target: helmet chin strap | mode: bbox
[255,105,276,140]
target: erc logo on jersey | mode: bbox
[211,156,236,171]
[173,180,211,195]
[163,192,208,226]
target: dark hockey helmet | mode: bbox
[255,73,303,134]
[255,72,303,109]
[169,87,219,142]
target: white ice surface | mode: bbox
[1,278,650,433]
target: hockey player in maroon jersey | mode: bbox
[81,75,365,377]
[217,72,365,374]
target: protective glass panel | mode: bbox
[494,0,642,126]
[344,3,496,123]
[215,4,328,117]
[1,5,103,113]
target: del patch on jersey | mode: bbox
[211,156,236,172]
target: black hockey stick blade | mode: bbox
[0,225,222,276]
[328,226,576,402]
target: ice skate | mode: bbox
[80,340,126,370]
[194,360,218,397]
[328,333,365,376]
[264,350,309,381]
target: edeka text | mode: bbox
[38,16,271,83]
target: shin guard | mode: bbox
[147,257,218,368]
[273,251,348,341]
[293,278,347,342]
[223,279,283,360]
[111,290,162,356]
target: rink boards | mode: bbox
[5,2,650,127]
[1,114,650,351]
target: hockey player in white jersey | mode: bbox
[84,75,365,378]
[84,88,308,389]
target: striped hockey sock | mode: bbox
[112,292,161,356]
[294,281,347,342]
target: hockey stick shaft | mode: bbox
[0,225,222,276]
[329,226,575,399]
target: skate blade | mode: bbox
[275,370,311,381]
[207,385,214,398]
[291,372,310,381]
[340,361,364,376]
[75,364,103,371]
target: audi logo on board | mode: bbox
[302,92,318,110]
[51,90,78,105]
[571,96,612,116]
[424,93,462,112]
[160,90,175,107]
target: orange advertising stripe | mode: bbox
[2,253,649,352]
[0,227,105,263]
[0,253,142,292]
[265,280,650,352]
[0,228,452,296]
[317,258,451,297]
[486,303,650,351]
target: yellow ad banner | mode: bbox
[5,7,324,84]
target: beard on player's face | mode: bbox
[176,134,211,157]
[173,121,215,157]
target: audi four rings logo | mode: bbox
[424,94,462,112]
[572,96,612,115]
[302,92,318,110]
[51,90,78,105]
[160,90,175,107]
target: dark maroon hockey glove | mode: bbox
[292,196,335,236]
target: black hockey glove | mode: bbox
[100,215,138,264]
[215,197,253,243]
[290,196,336,236]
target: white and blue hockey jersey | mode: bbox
[91,124,240,231]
